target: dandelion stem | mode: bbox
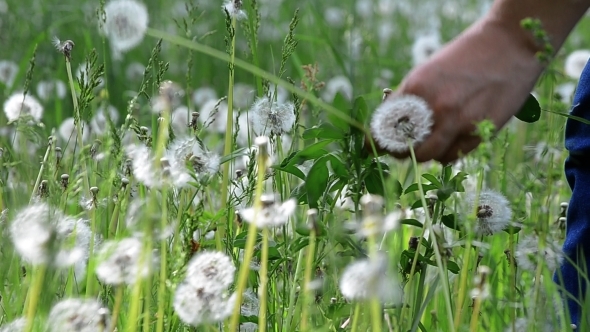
[111,286,124,332]
[300,227,316,331]
[350,303,361,332]
[259,227,269,332]
[29,138,52,204]
[218,16,238,252]
[408,143,455,332]
[286,250,305,329]
[24,264,46,332]
[469,296,483,332]
[156,188,169,332]
[228,142,267,331]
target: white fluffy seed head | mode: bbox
[185,251,236,292]
[514,234,564,273]
[9,203,56,265]
[564,49,590,80]
[3,92,44,122]
[322,75,353,102]
[125,144,192,188]
[222,0,246,20]
[412,34,441,67]
[36,79,67,101]
[95,237,156,285]
[249,97,296,136]
[239,197,297,228]
[166,136,220,178]
[173,282,235,326]
[47,298,110,332]
[90,105,119,136]
[102,0,149,54]
[58,117,90,147]
[0,60,18,88]
[0,317,27,332]
[370,94,433,153]
[339,253,403,304]
[465,189,512,236]
[192,86,218,107]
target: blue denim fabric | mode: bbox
[559,59,590,327]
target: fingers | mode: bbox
[412,117,459,162]
[436,134,482,165]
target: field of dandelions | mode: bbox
[1,0,590,331]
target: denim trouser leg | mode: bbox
[559,59,590,326]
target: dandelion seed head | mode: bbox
[322,75,353,102]
[36,79,67,101]
[222,0,246,20]
[339,253,403,304]
[240,288,260,317]
[465,189,512,236]
[167,136,220,177]
[48,298,110,332]
[249,97,295,136]
[412,34,441,67]
[192,87,217,107]
[370,94,433,153]
[125,144,192,188]
[185,251,236,292]
[199,99,229,133]
[564,49,590,80]
[173,282,235,326]
[54,216,96,279]
[514,234,564,272]
[0,60,18,88]
[239,197,297,228]
[95,237,156,285]
[0,317,27,332]
[9,203,56,265]
[102,0,149,54]
[125,61,146,81]
[90,105,119,136]
[58,117,90,146]
[3,92,44,123]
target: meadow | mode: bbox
[1,0,589,331]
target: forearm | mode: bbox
[487,0,590,55]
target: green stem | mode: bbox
[24,264,46,332]
[218,16,237,252]
[286,250,305,329]
[156,191,169,332]
[350,303,362,332]
[259,227,269,332]
[408,144,455,332]
[29,139,52,204]
[111,286,124,332]
[300,228,316,331]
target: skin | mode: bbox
[372,0,590,164]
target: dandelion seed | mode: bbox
[470,265,491,300]
[48,298,110,332]
[240,288,260,317]
[222,0,246,20]
[249,97,296,136]
[339,253,403,304]
[514,234,564,272]
[465,189,512,236]
[125,144,192,188]
[95,237,157,285]
[185,251,236,294]
[238,322,258,332]
[102,0,149,55]
[322,75,353,102]
[370,94,433,153]
[3,92,44,123]
[564,49,590,80]
[54,216,97,280]
[239,195,297,228]
[173,282,235,327]
[36,79,67,101]
[0,60,18,88]
[0,317,27,332]
[412,34,441,67]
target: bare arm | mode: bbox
[373,0,590,163]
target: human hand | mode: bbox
[368,16,546,164]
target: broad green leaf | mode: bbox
[404,183,438,195]
[422,173,442,188]
[279,140,332,167]
[401,219,423,228]
[302,123,346,140]
[305,156,330,208]
[441,214,461,231]
[446,261,460,274]
[328,92,351,131]
[515,94,541,123]
[272,163,306,180]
